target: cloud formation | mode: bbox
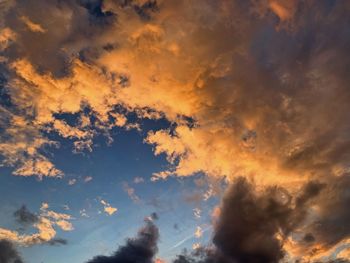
[0,0,347,189]
[173,176,350,262]
[86,218,159,263]
[0,0,350,261]
[0,239,23,263]
[0,203,72,246]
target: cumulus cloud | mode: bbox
[0,239,23,263]
[86,219,159,263]
[173,176,350,262]
[0,0,347,191]
[0,0,350,261]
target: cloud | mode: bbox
[194,227,202,239]
[0,239,23,263]
[172,176,350,262]
[84,176,93,183]
[0,0,348,186]
[47,238,68,246]
[80,209,89,218]
[0,203,73,246]
[133,176,145,184]
[193,208,201,219]
[123,182,141,204]
[0,1,350,261]
[100,200,117,216]
[19,16,46,33]
[13,205,39,225]
[68,179,77,185]
[86,219,159,263]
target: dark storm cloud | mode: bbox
[13,205,38,225]
[172,175,350,263]
[212,178,317,263]
[0,240,23,263]
[86,220,159,263]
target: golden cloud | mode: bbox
[0,203,73,246]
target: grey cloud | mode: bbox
[86,219,159,263]
[173,177,342,263]
[47,238,68,246]
[13,205,38,225]
[0,240,24,263]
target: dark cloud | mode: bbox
[0,0,349,261]
[315,260,350,263]
[303,175,350,249]
[173,177,331,263]
[13,205,38,225]
[133,0,159,21]
[0,240,23,263]
[150,212,158,221]
[212,178,294,263]
[86,220,159,263]
[172,247,226,263]
[47,238,68,246]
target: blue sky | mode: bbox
[0,118,219,263]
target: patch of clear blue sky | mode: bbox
[0,116,220,263]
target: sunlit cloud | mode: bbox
[0,203,73,246]
[100,200,117,216]
[0,0,349,261]
[20,16,46,33]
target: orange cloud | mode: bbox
[100,200,117,216]
[20,16,46,33]
[0,204,73,246]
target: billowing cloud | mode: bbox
[0,0,349,261]
[173,176,350,262]
[0,239,23,263]
[0,0,348,188]
[86,219,159,263]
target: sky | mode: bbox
[0,0,349,263]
